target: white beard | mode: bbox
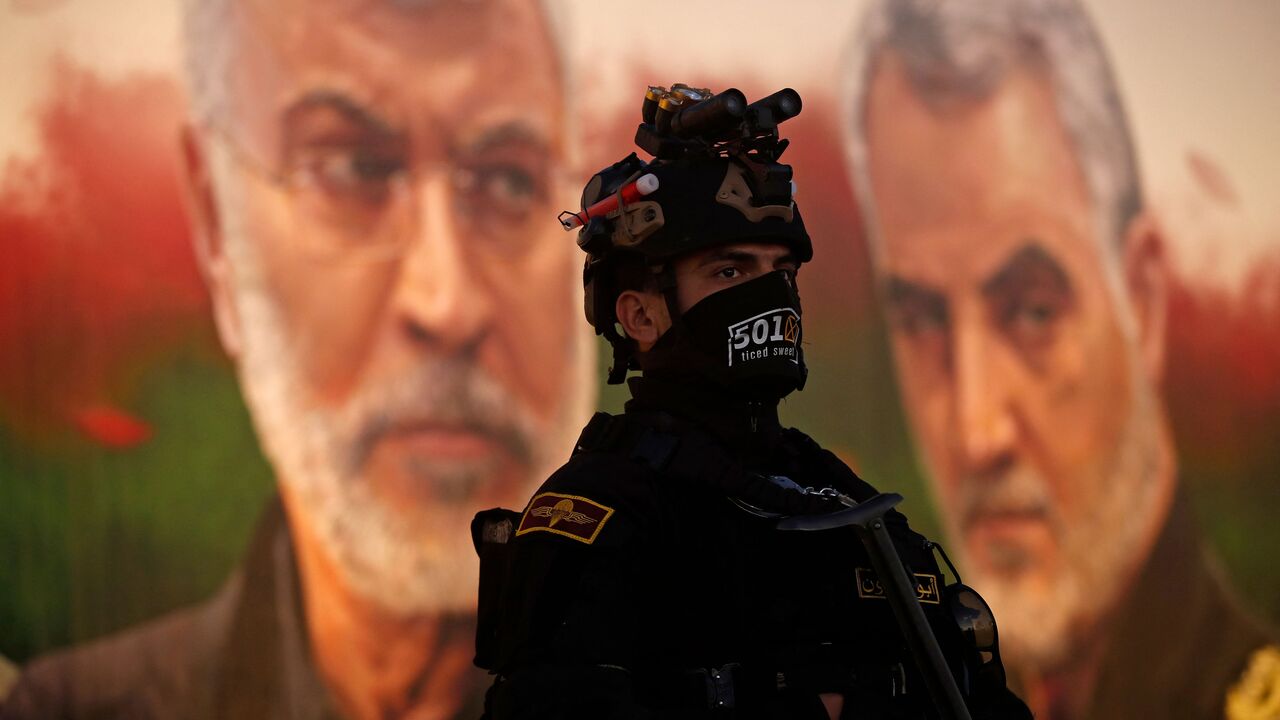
[933,354,1164,674]
[210,148,594,616]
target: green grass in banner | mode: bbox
[0,349,272,662]
[1190,480,1280,623]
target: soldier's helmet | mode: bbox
[560,85,812,383]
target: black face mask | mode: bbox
[640,270,807,401]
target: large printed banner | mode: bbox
[2,1,1278,718]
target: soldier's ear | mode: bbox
[1121,210,1168,387]
[180,124,244,359]
[615,290,669,352]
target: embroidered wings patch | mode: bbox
[516,492,615,545]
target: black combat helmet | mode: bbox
[560,85,812,383]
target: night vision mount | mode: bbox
[559,84,804,235]
[638,84,801,206]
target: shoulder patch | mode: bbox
[1226,645,1280,720]
[516,492,615,545]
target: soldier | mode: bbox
[472,85,1032,719]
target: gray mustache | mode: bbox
[957,467,1054,528]
[339,357,536,475]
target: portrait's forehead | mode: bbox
[866,52,1096,288]
[225,0,561,144]
[875,203,1093,293]
[239,0,539,53]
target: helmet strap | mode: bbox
[603,324,632,385]
[656,262,682,324]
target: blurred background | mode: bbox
[1,0,1277,698]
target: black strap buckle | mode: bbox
[694,663,739,710]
